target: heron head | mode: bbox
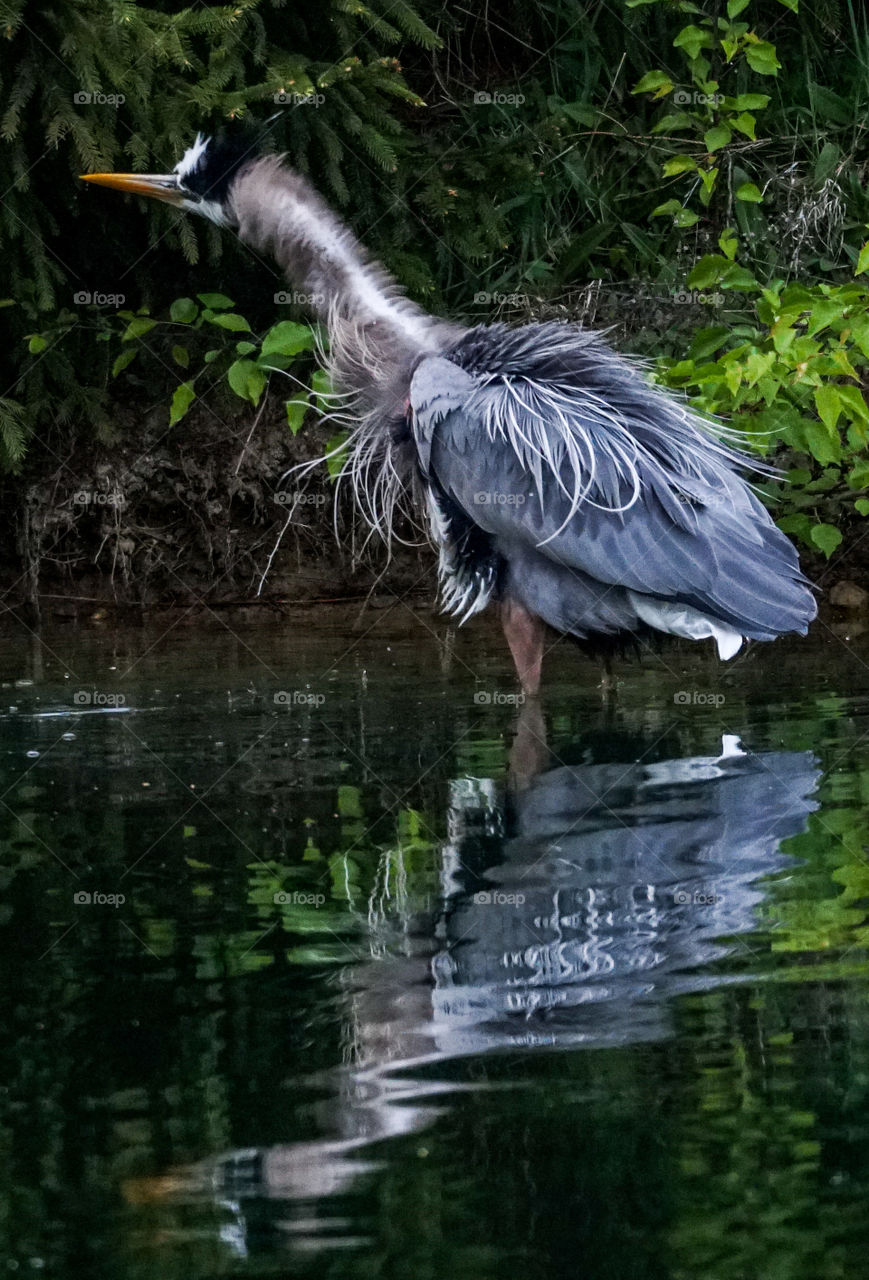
[81,131,255,226]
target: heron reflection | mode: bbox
[126,721,819,1254]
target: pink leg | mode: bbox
[508,697,549,790]
[500,598,546,696]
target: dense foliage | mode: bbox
[2,0,869,556]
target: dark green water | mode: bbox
[2,606,869,1278]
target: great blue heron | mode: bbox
[82,132,817,693]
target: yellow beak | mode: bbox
[80,172,186,205]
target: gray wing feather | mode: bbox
[409,349,816,640]
[409,356,477,481]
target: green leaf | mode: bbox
[688,255,729,288]
[261,321,316,358]
[732,93,770,109]
[111,348,137,377]
[814,385,841,432]
[776,0,798,10]
[856,499,869,516]
[720,264,758,289]
[285,393,308,436]
[673,24,712,59]
[777,513,813,542]
[731,111,756,139]
[197,292,234,310]
[204,312,251,333]
[169,297,198,324]
[809,523,842,558]
[726,0,750,14]
[27,335,47,354]
[806,298,846,337]
[719,228,738,260]
[557,222,611,277]
[837,385,869,425]
[704,126,731,152]
[814,141,840,183]
[674,209,700,227]
[847,462,869,490]
[632,70,674,96]
[856,242,869,276]
[325,430,349,480]
[171,345,189,369]
[236,341,257,355]
[809,84,850,125]
[743,351,776,387]
[662,155,698,177]
[745,41,781,75]
[771,321,797,355]
[558,101,597,125]
[688,326,730,360]
[122,317,157,342]
[736,182,763,202]
[226,359,267,406]
[203,349,220,364]
[801,419,841,464]
[311,369,332,414]
[698,168,718,203]
[169,381,196,426]
[651,199,683,217]
[651,113,694,134]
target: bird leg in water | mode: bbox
[501,599,546,695]
[508,697,549,790]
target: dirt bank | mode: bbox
[0,381,864,626]
[0,393,430,622]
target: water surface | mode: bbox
[2,606,869,1278]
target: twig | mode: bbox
[233,394,269,476]
[256,497,299,596]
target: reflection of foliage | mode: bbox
[668,1003,832,1280]
[768,798,869,962]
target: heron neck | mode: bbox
[229,158,435,352]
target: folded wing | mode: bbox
[409,326,816,643]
